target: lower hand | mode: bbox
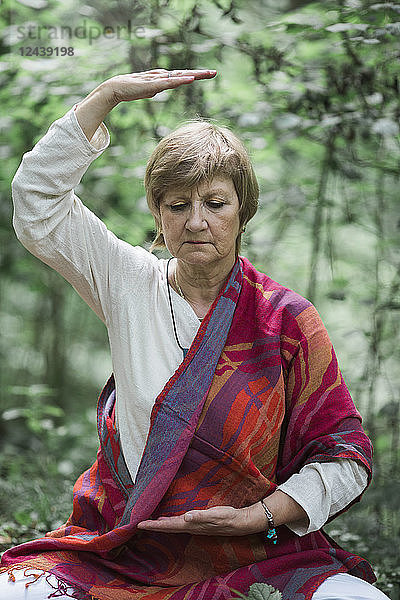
[137,504,266,536]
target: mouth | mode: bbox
[184,241,209,245]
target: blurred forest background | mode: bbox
[0,0,399,596]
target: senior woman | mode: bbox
[0,70,388,600]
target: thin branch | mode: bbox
[365,163,386,436]
[307,135,335,303]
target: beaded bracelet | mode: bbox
[260,499,278,544]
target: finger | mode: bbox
[164,76,197,86]
[151,76,196,93]
[184,506,234,520]
[139,69,216,80]
[183,509,224,524]
[137,516,187,530]
[147,69,216,81]
[169,69,217,79]
[137,523,193,533]
[184,511,203,522]
[146,68,169,73]
[137,523,189,532]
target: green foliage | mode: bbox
[230,583,282,600]
[1,0,399,595]
[3,384,62,434]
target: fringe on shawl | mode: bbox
[4,564,101,600]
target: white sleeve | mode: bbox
[12,106,121,324]
[277,459,369,536]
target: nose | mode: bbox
[185,202,207,232]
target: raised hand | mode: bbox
[103,68,217,105]
[74,68,217,142]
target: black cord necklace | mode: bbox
[166,258,189,359]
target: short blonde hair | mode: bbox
[144,120,259,254]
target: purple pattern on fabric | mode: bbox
[1,256,376,600]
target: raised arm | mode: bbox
[12,69,217,322]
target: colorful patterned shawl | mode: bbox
[1,257,376,600]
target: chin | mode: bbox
[183,254,215,264]
[179,249,217,264]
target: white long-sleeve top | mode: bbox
[11,106,368,536]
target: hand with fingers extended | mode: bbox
[103,68,217,106]
[74,68,217,142]
[136,503,267,537]
[136,491,308,537]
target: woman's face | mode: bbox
[159,176,240,268]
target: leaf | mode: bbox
[384,22,400,34]
[137,27,163,39]
[281,13,323,29]
[370,3,400,12]
[248,583,283,600]
[13,511,33,527]
[238,112,262,127]
[43,405,64,417]
[325,23,369,33]
[319,115,342,128]
[7,384,55,398]
[2,408,24,421]
[274,113,302,130]
[345,0,363,8]
[371,118,399,136]
[229,584,282,600]
[16,0,48,7]
[366,92,383,106]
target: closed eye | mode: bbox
[207,200,224,209]
[167,199,225,212]
[169,202,188,212]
